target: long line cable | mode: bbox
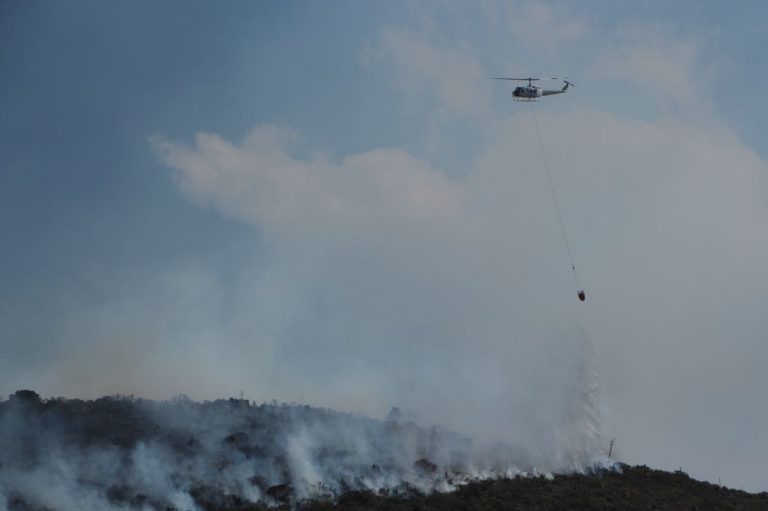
[529,103,581,289]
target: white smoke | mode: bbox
[149,122,603,459]
[0,392,605,509]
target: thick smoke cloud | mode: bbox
[153,101,768,490]
[151,120,603,466]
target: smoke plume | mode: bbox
[0,390,604,510]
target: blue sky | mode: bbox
[2,0,768,491]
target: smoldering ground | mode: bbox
[0,391,605,510]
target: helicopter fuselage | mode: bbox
[513,86,543,99]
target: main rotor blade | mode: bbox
[492,77,562,81]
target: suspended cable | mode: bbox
[529,103,585,300]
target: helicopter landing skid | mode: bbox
[513,98,539,102]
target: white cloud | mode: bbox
[506,2,587,47]
[595,25,711,112]
[152,126,464,236]
[366,28,491,117]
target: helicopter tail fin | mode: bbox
[562,80,574,91]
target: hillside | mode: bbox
[300,465,768,511]
[1,391,765,511]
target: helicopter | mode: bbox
[493,77,574,101]
[493,75,585,302]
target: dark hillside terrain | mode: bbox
[298,465,768,511]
